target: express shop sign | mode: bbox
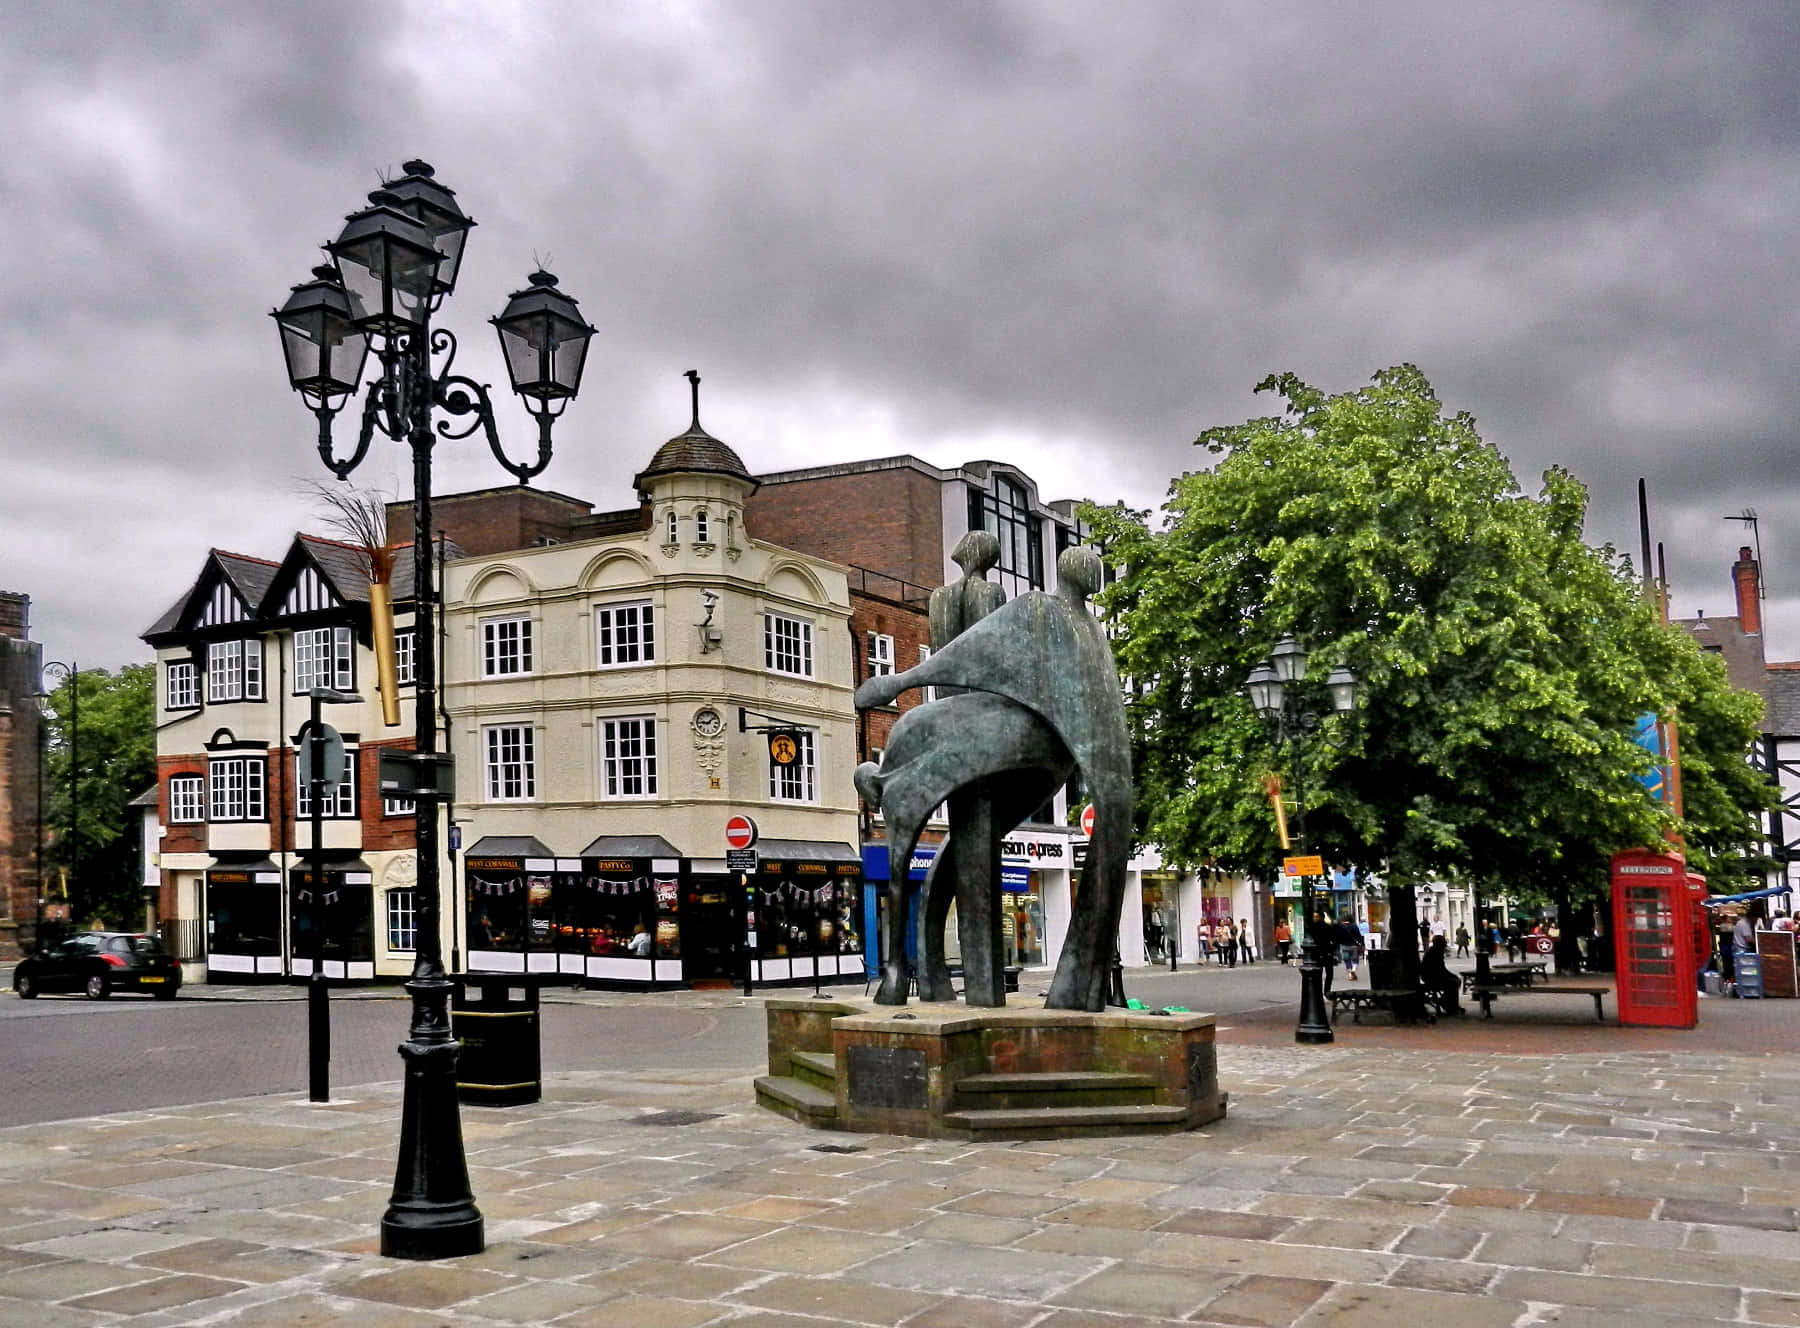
[1000,832,1070,867]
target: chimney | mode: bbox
[1733,545,1762,635]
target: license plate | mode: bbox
[139,976,166,984]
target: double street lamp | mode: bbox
[274,160,595,1261]
[39,660,78,933]
[1246,635,1357,1045]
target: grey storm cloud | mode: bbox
[3,0,1797,667]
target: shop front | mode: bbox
[1140,870,1180,962]
[204,858,283,978]
[751,841,864,985]
[462,834,863,988]
[289,857,376,980]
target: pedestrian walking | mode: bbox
[1455,923,1470,958]
[1274,917,1293,964]
[1319,912,1340,995]
[1238,918,1254,964]
[1194,920,1210,964]
[1223,919,1238,967]
[1338,914,1364,981]
[1418,918,1431,952]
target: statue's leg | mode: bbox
[917,839,957,1002]
[874,872,911,1005]
[956,786,1006,1006]
[1047,785,1131,1011]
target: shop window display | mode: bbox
[1002,890,1046,967]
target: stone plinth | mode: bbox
[757,996,1227,1140]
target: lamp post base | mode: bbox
[379,977,483,1260]
[1294,948,1335,1045]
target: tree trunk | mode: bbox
[1387,883,1421,990]
[1553,887,1582,974]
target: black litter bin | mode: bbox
[1003,966,1021,993]
[451,975,544,1106]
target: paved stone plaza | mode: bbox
[4,1031,1800,1327]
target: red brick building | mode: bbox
[0,592,42,956]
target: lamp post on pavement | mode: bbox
[1246,635,1358,1045]
[273,160,596,1261]
[40,661,78,925]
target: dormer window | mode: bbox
[695,508,709,543]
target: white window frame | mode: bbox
[166,660,198,710]
[481,616,533,678]
[695,508,710,543]
[595,600,656,667]
[293,626,353,694]
[295,749,358,819]
[867,632,895,677]
[768,728,818,804]
[168,775,205,823]
[206,639,263,703]
[764,611,814,678]
[208,755,267,822]
[394,629,416,685]
[600,716,659,799]
[383,791,416,816]
[386,889,418,951]
[666,509,679,544]
[918,644,936,703]
[483,724,536,802]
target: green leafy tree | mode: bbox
[42,663,156,929]
[1088,366,1772,978]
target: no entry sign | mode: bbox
[725,815,759,850]
[1079,803,1096,837]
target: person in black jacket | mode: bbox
[1422,935,1464,1014]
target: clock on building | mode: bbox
[692,707,725,738]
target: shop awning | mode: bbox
[208,855,279,873]
[464,836,554,860]
[757,840,861,863]
[293,856,372,876]
[578,834,681,859]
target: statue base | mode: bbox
[756,996,1227,1140]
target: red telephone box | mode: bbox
[1685,866,1711,983]
[1610,849,1697,1028]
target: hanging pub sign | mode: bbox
[767,730,803,766]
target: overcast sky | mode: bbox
[6,1,1798,670]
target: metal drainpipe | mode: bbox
[278,636,290,978]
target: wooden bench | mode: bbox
[1463,963,1546,992]
[1328,987,1436,1024]
[1468,984,1606,1021]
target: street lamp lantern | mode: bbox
[1269,634,1307,684]
[1246,637,1361,1045]
[276,158,593,1262]
[272,266,370,412]
[327,193,443,334]
[1245,664,1283,721]
[382,160,475,297]
[492,270,596,407]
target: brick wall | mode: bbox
[849,590,932,783]
[746,467,949,590]
[386,487,596,557]
[157,755,209,856]
[359,739,417,852]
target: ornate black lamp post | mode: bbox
[273,160,595,1261]
[1246,635,1357,1045]
[40,660,78,923]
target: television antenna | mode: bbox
[1723,508,1766,600]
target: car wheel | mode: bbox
[153,986,179,1000]
[14,973,35,999]
[84,973,110,1000]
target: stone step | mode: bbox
[953,1070,1159,1110]
[754,1074,838,1123]
[942,1103,1190,1139]
[789,1050,839,1090]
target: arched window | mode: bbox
[666,509,678,544]
[695,508,710,543]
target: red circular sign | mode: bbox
[724,815,759,850]
[1080,803,1096,836]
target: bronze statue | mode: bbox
[855,545,1130,1011]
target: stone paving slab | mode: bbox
[3,1047,1800,1325]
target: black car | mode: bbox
[13,932,182,1000]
